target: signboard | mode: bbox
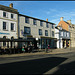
[0,32,10,35]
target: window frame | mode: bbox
[11,23,14,31]
[40,21,43,27]
[45,30,48,36]
[39,29,42,35]
[24,27,31,34]
[46,23,49,28]
[11,14,14,19]
[33,19,37,25]
[52,31,54,37]
[25,17,29,24]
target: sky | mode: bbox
[0,1,75,26]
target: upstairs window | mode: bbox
[40,21,43,27]
[3,22,6,30]
[52,31,54,37]
[61,31,63,36]
[11,14,14,19]
[25,17,29,24]
[39,29,42,35]
[52,25,54,29]
[46,23,49,28]
[45,30,48,36]
[24,27,31,34]
[3,12,6,17]
[33,19,37,25]
[11,23,14,31]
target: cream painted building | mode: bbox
[19,14,56,49]
[0,3,19,48]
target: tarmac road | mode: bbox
[0,51,75,74]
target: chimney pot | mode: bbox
[60,17,63,21]
[9,3,13,8]
[46,18,48,21]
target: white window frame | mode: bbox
[3,11,8,18]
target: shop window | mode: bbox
[3,36,6,47]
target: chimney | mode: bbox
[9,3,13,8]
[67,20,71,24]
[46,18,48,21]
[60,17,63,21]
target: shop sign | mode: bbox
[0,32,10,35]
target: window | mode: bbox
[52,31,54,37]
[61,31,63,36]
[52,25,54,29]
[11,14,14,19]
[46,23,49,28]
[67,32,69,37]
[25,17,29,23]
[64,32,66,37]
[24,27,30,34]
[3,12,6,17]
[40,21,43,27]
[11,23,14,31]
[33,19,37,25]
[39,29,42,35]
[3,36,6,47]
[45,30,48,36]
[3,22,6,30]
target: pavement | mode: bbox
[0,47,75,58]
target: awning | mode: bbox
[11,39,34,42]
[0,38,10,42]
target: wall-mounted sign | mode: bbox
[0,32,10,35]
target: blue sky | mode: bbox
[0,1,75,25]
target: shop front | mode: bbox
[38,36,57,49]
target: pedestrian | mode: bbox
[28,44,31,53]
[22,46,25,53]
[48,45,50,49]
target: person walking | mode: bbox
[22,46,25,53]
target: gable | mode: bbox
[57,21,69,31]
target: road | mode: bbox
[0,52,75,74]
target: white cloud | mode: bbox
[46,9,75,25]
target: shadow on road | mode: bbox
[0,57,67,74]
[53,61,75,74]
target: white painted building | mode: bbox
[55,26,70,48]
[0,3,19,48]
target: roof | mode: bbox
[19,14,56,25]
[0,4,19,14]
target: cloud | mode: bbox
[46,9,75,25]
